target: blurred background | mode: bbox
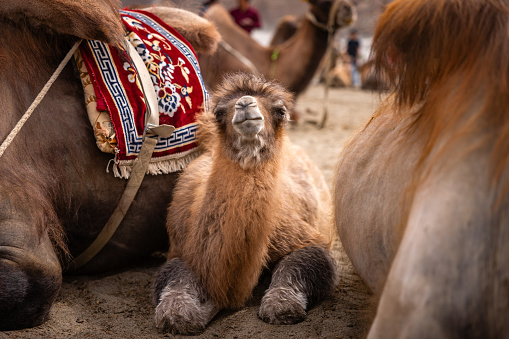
[120,0,392,64]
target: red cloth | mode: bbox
[78,9,207,177]
[230,7,261,33]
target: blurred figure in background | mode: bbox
[347,29,360,87]
[230,0,262,34]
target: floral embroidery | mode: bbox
[125,21,194,117]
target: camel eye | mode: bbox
[273,102,287,117]
[213,105,227,120]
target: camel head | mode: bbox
[208,73,294,169]
[307,0,357,30]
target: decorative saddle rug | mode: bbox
[74,9,207,178]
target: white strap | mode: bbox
[125,38,175,138]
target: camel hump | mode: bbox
[142,7,220,55]
[0,0,125,45]
[372,0,509,106]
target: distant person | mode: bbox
[347,29,360,87]
[230,0,262,34]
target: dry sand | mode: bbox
[3,84,382,339]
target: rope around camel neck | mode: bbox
[0,39,82,158]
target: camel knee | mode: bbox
[153,258,219,335]
[0,251,62,330]
[259,245,338,324]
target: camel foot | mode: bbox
[259,286,307,324]
[153,258,218,335]
[155,286,216,335]
[258,245,338,325]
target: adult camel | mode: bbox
[199,0,356,97]
[0,0,219,330]
[334,0,509,337]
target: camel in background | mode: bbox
[199,0,356,100]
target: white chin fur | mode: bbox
[232,134,265,169]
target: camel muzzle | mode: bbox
[336,0,357,28]
[233,96,264,137]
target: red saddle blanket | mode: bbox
[76,9,207,178]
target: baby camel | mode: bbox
[152,73,337,334]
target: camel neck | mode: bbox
[192,146,285,307]
[275,19,330,95]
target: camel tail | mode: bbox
[371,0,509,108]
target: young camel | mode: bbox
[153,73,337,334]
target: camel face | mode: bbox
[210,74,293,169]
[214,93,288,169]
[335,0,357,27]
[310,0,357,29]
[232,96,265,139]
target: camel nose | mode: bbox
[336,0,357,27]
[233,96,264,137]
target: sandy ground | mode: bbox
[3,84,382,339]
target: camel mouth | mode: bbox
[233,119,264,139]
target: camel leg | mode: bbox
[153,258,219,335]
[259,245,338,324]
[0,202,62,329]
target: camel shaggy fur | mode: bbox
[0,0,219,329]
[335,0,509,336]
[153,73,337,334]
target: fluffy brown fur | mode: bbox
[0,0,124,84]
[165,73,333,308]
[0,0,124,44]
[372,0,509,198]
[334,0,509,336]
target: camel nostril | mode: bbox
[235,95,258,108]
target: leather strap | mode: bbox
[66,136,158,271]
[66,38,174,271]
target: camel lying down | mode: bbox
[152,73,337,334]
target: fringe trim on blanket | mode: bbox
[110,148,201,179]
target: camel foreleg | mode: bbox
[0,209,62,330]
[153,258,219,335]
[259,245,338,324]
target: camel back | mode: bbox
[372,0,509,198]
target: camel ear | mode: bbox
[143,7,220,55]
[0,0,125,45]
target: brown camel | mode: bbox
[0,0,219,330]
[269,14,300,47]
[334,0,509,337]
[153,73,337,334]
[199,0,356,97]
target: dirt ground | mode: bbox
[3,84,382,339]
